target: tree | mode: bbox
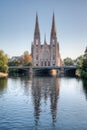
[64,57,74,66]
[8,59,20,66]
[8,51,32,67]
[82,47,87,71]
[0,50,8,73]
[82,56,87,71]
[22,51,32,66]
[84,47,87,56]
[76,55,83,67]
[81,47,87,79]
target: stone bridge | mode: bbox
[8,66,76,76]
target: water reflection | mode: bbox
[82,79,87,100]
[0,78,8,95]
[50,77,60,126]
[9,76,33,97]
[19,76,32,96]
[32,76,60,127]
[1,76,87,129]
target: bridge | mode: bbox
[8,65,76,76]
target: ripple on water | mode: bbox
[0,77,87,130]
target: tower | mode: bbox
[32,13,41,66]
[51,13,57,40]
[50,13,60,66]
[34,13,40,45]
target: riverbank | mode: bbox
[0,72,8,78]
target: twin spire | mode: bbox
[34,13,57,39]
[51,13,56,37]
[34,13,40,36]
[44,33,47,44]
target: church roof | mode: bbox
[41,44,50,49]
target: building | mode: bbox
[31,13,61,67]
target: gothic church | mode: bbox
[31,13,61,67]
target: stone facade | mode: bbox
[31,13,61,67]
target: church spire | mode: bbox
[51,13,56,37]
[34,13,40,37]
[44,33,47,44]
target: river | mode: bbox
[0,76,87,130]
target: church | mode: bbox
[31,13,61,67]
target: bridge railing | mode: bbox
[9,65,76,69]
[9,66,31,69]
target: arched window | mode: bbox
[41,61,43,66]
[53,64,55,66]
[45,61,47,66]
[52,39,55,46]
[48,61,50,66]
[53,55,55,60]
[36,39,38,45]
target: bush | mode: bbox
[81,70,87,79]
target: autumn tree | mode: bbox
[22,51,32,66]
[0,50,8,73]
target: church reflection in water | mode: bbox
[31,76,60,126]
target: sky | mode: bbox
[0,0,87,59]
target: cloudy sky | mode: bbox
[0,0,87,59]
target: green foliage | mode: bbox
[8,60,20,66]
[81,52,87,79]
[0,50,8,73]
[24,62,32,66]
[76,47,87,79]
[82,56,87,71]
[77,60,83,67]
[64,58,74,66]
[76,55,83,68]
[83,79,87,88]
[8,51,32,67]
[84,47,87,55]
[81,70,87,79]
